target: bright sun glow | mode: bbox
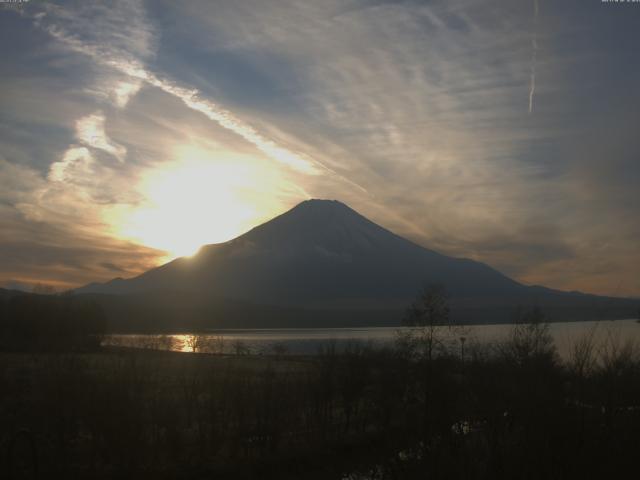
[108,145,288,258]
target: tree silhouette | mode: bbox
[402,284,450,361]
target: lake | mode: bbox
[103,319,640,360]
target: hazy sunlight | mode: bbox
[109,145,284,258]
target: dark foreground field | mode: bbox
[2,326,640,479]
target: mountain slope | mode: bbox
[76,200,522,304]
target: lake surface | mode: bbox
[103,319,640,360]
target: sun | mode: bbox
[108,145,287,258]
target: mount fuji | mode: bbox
[75,200,637,329]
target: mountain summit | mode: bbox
[76,199,636,325]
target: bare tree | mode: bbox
[185,334,206,353]
[402,284,451,361]
[502,305,556,366]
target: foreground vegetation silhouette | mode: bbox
[1,298,639,479]
[0,293,106,352]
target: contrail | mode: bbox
[528,0,539,114]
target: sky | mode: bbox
[0,0,639,297]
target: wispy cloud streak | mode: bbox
[33,9,326,177]
[75,112,126,162]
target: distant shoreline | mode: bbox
[103,317,638,336]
